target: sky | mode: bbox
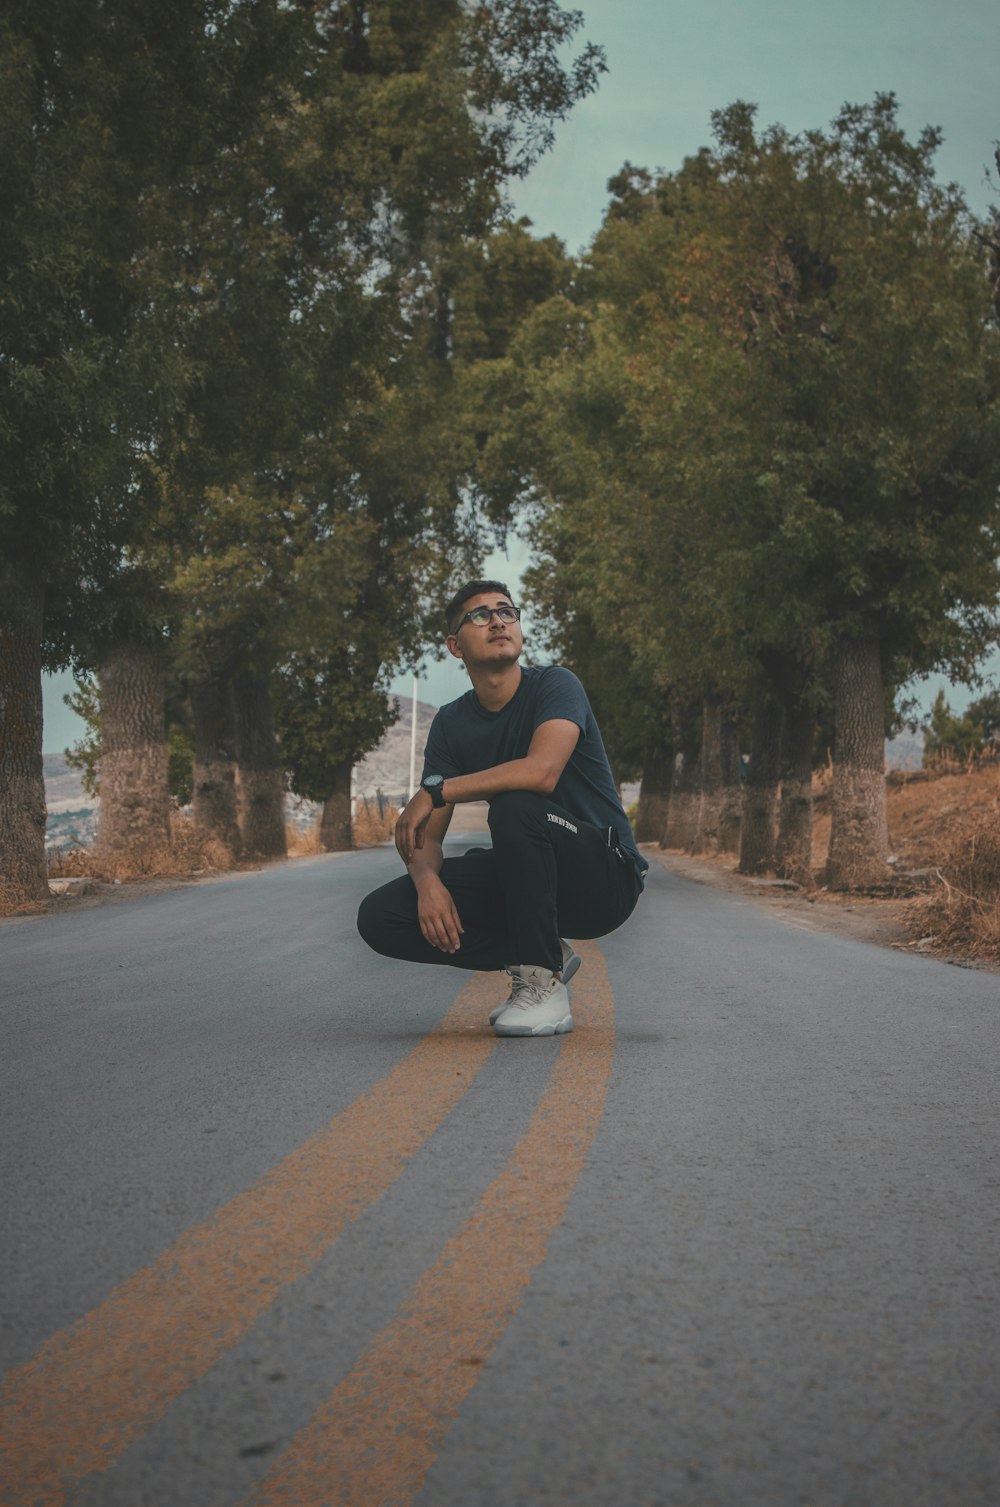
[42,0,998,749]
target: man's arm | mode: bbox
[402,801,453,882]
[399,803,465,954]
[394,719,581,867]
[442,719,580,804]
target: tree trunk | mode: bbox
[827,636,889,890]
[318,757,354,852]
[634,737,673,844]
[97,644,171,855]
[776,698,815,884]
[0,567,48,899]
[661,706,701,851]
[692,695,723,853]
[233,667,287,858]
[717,711,743,854]
[191,673,242,856]
[738,698,782,874]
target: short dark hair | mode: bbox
[445,579,514,634]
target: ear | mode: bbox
[445,633,463,659]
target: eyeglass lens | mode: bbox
[468,605,518,625]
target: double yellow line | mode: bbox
[1,944,616,1507]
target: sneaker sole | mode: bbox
[493,1014,574,1038]
[488,951,581,1026]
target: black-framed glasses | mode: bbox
[455,604,521,630]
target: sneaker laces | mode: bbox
[503,970,556,1011]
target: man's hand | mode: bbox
[394,787,435,866]
[415,874,464,954]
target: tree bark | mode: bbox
[717,710,743,854]
[827,635,889,890]
[318,757,354,852]
[776,698,815,884]
[738,698,782,874]
[692,695,723,853]
[660,704,701,851]
[191,673,242,856]
[634,737,673,844]
[0,567,48,899]
[233,667,287,858]
[97,644,171,855]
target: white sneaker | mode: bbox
[492,965,574,1037]
[489,940,580,1025]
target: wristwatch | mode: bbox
[420,773,447,808]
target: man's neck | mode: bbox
[470,661,523,712]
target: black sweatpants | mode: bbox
[357,790,643,976]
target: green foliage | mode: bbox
[62,673,194,803]
[923,688,1000,765]
[273,655,399,805]
[63,677,101,799]
[168,725,195,807]
[502,97,1000,762]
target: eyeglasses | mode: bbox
[455,604,521,630]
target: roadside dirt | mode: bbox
[644,846,999,974]
[0,853,357,928]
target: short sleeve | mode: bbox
[421,710,462,782]
[532,667,589,735]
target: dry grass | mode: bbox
[0,879,49,918]
[286,822,324,857]
[353,798,398,847]
[809,762,1000,960]
[905,807,1000,961]
[48,814,234,883]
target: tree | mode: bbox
[156,4,604,850]
[275,656,399,851]
[922,688,1000,766]
[0,0,308,893]
[504,100,1000,890]
[705,97,1000,886]
[0,1,188,894]
[1,1,605,896]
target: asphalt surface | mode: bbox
[1,835,998,1507]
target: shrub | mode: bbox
[354,798,398,847]
[908,812,1000,960]
[48,815,234,883]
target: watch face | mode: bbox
[423,775,443,789]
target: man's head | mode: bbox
[444,579,523,672]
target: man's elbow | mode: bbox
[535,766,562,796]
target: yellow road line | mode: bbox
[245,940,616,1507]
[0,973,505,1507]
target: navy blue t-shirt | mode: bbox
[421,664,647,881]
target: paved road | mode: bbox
[1,836,998,1507]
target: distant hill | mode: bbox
[43,751,90,807]
[885,728,925,771]
[354,695,438,802]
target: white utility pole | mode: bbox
[408,673,419,798]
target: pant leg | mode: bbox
[357,848,518,971]
[487,790,642,973]
[358,795,643,975]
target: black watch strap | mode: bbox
[421,774,447,808]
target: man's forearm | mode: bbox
[407,838,445,888]
[440,757,554,805]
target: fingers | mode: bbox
[395,819,417,865]
[419,901,464,954]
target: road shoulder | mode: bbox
[643,845,999,973]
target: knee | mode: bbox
[488,789,547,832]
[356,889,388,954]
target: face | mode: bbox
[446,592,524,670]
